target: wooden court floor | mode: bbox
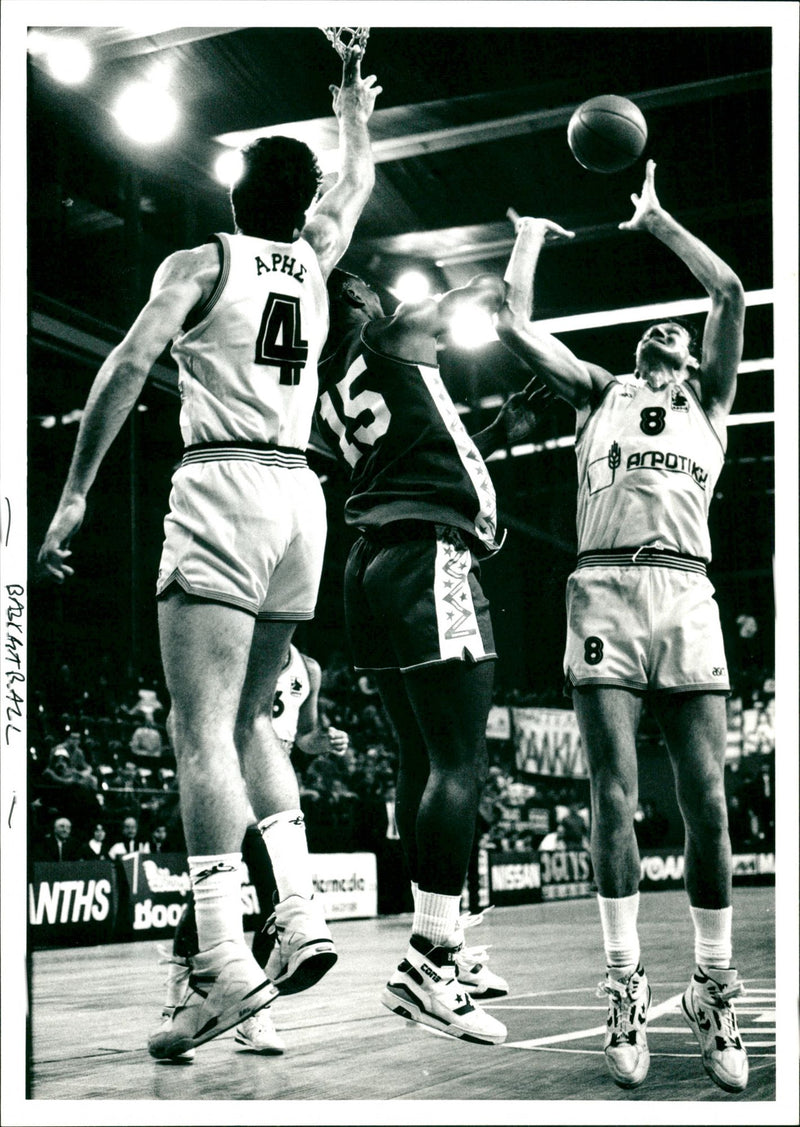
[14,887,793,1124]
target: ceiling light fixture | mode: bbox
[113,79,179,145]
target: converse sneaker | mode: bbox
[234,1008,286,1054]
[597,965,651,1088]
[380,933,507,1045]
[681,966,749,1092]
[452,908,509,999]
[259,894,337,995]
[147,940,278,1060]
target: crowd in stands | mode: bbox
[28,646,775,873]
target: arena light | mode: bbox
[448,306,498,350]
[214,148,244,188]
[30,33,93,86]
[113,71,179,145]
[392,271,432,304]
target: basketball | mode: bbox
[567,95,648,173]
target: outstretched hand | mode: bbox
[619,159,664,232]
[508,214,575,245]
[494,386,549,447]
[330,46,382,123]
[36,496,86,583]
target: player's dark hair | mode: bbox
[327,268,363,305]
[641,317,700,360]
[230,137,322,240]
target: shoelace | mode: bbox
[701,979,745,1047]
[597,976,643,1040]
[455,907,495,968]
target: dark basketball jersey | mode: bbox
[316,321,500,552]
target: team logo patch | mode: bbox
[671,386,689,411]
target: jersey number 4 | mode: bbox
[254,293,308,385]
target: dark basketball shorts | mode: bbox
[344,522,497,673]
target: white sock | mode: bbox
[189,853,244,952]
[413,888,462,948]
[258,810,314,902]
[690,905,733,970]
[411,880,419,903]
[597,892,641,972]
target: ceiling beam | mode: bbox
[40,27,240,58]
[216,69,770,170]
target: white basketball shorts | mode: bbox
[564,563,730,694]
[156,458,326,620]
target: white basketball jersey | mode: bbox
[170,232,328,449]
[271,645,311,743]
[575,377,725,559]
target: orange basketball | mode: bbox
[568,95,648,173]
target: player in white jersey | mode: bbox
[163,645,350,1056]
[271,645,349,758]
[37,46,381,1061]
[497,162,749,1094]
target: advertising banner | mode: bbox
[488,850,542,907]
[512,707,588,778]
[118,851,261,940]
[29,861,119,947]
[311,852,378,920]
[639,849,776,891]
[539,849,594,900]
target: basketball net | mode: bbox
[320,27,370,59]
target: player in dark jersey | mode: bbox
[315,267,543,1044]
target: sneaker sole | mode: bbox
[234,1035,285,1055]
[148,979,278,1059]
[272,942,338,996]
[380,985,506,1046]
[680,995,748,1093]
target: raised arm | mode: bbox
[36,246,217,582]
[302,46,381,278]
[620,160,745,418]
[495,216,606,409]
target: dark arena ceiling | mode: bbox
[4,7,797,690]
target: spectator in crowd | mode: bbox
[79,822,110,860]
[538,823,568,851]
[108,816,150,859]
[70,744,99,792]
[129,716,165,763]
[560,803,590,850]
[148,823,172,854]
[34,815,81,862]
[39,745,101,831]
[41,745,80,787]
[53,728,84,764]
[127,684,165,725]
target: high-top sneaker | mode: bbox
[681,966,748,1092]
[597,965,651,1088]
[380,933,507,1045]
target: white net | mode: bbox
[320,27,370,59]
